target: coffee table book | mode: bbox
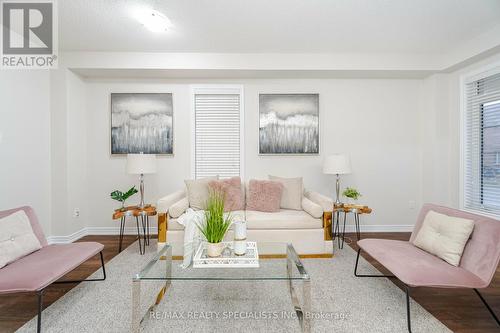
[193,241,259,268]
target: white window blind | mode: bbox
[194,93,242,179]
[464,71,500,216]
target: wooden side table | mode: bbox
[112,205,157,255]
[332,204,372,249]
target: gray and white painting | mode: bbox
[259,94,319,154]
[111,93,173,154]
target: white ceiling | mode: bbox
[60,0,500,54]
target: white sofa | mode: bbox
[156,186,334,256]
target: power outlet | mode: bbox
[73,208,80,218]
[408,200,416,210]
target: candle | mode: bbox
[234,240,247,256]
[234,221,247,240]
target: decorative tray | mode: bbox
[193,241,259,268]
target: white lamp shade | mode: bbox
[323,154,352,175]
[126,154,157,174]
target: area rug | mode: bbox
[17,240,451,333]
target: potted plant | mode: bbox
[342,187,361,205]
[110,186,139,211]
[197,190,232,257]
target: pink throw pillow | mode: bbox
[208,177,244,212]
[246,180,283,212]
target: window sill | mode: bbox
[460,207,500,221]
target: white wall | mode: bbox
[79,78,423,233]
[0,71,51,234]
[49,69,90,237]
[2,53,500,240]
[421,51,500,208]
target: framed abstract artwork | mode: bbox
[259,93,319,154]
[111,93,173,155]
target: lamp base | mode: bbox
[139,174,145,208]
[335,174,342,207]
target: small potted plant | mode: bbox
[197,190,232,257]
[110,186,139,211]
[342,187,361,205]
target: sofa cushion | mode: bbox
[302,197,323,218]
[157,190,187,214]
[184,176,218,210]
[268,175,303,210]
[358,239,487,288]
[0,210,42,269]
[246,210,322,230]
[246,180,283,212]
[304,190,333,212]
[209,177,244,212]
[168,211,246,231]
[168,197,189,218]
[0,242,104,293]
[413,210,474,266]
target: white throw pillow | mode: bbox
[302,197,323,218]
[169,197,190,218]
[268,175,303,210]
[412,210,474,266]
[0,210,42,268]
[184,176,218,210]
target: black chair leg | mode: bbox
[37,290,44,333]
[474,289,500,326]
[53,251,106,284]
[354,248,410,331]
[32,252,106,333]
[354,248,396,278]
[118,217,125,253]
[406,285,412,333]
[135,217,144,255]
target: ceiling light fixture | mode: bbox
[134,9,171,33]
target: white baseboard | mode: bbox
[342,225,414,233]
[46,225,412,244]
[47,228,88,244]
[86,226,159,235]
[47,226,158,244]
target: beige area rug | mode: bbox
[17,240,451,333]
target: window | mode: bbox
[192,86,244,179]
[463,71,500,216]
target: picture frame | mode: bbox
[110,93,173,155]
[259,93,319,155]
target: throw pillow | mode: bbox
[302,197,323,218]
[246,180,283,212]
[184,176,219,210]
[208,176,244,212]
[268,175,303,210]
[0,210,42,268]
[169,197,189,218]
[412,210,474,266]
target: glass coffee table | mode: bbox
[131,242,311,332]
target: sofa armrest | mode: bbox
[157,190,187,214]
[304,189,333,212]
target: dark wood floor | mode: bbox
[346,232,500,333]
[0,235,138,333]
[0,233,498,333]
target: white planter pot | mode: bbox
[345,198,356,205]
[207,242,224,257]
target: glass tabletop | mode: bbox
[135,242,309,281]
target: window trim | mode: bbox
[189,84,245,180]
[459,62,500,219]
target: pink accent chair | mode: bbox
[355,204,500,332]
[0,206,106,333]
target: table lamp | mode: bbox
[126,153,157,208]
[323,154,352,205]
